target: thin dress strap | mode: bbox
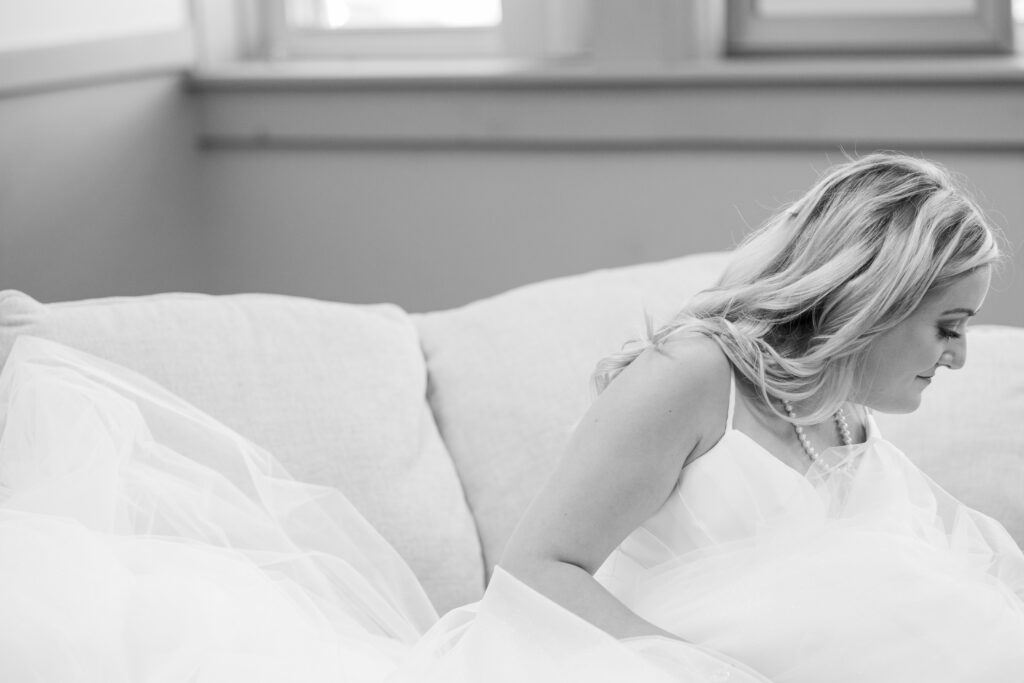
[725,365,737,431]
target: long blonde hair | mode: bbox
[593,152,1001,424]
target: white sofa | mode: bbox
[1,252,1022,616]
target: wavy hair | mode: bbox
[593,152,1002,424]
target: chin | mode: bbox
[866,392,923,415]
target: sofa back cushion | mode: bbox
[0,290,484,613]
[415,253,735,573]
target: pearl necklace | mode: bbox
[781,400,852,462]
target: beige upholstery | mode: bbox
[0,290,484,614]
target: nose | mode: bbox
[939,336,967,370]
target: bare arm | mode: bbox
[498,335,730,640]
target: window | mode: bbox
[726,0,1015,55]
[285,0,501,29]
[244,0,1021,65]
[258,0,586,61]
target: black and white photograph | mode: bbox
[1,1,1023,680]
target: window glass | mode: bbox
[728,0,1014,54]
[284,0,501,31]
[758,0,976,17]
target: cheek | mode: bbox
[861,332,925,388]
[908,329,944,370]
[884,328,936,375]
[865,338,903,377]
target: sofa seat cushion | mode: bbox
[874,324,1024,548]
[0,290,484,613]
[415,253,734,575]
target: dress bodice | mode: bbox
[597,368,881,589]
[594,366,1024,682]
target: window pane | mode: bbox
[286,0,501,30]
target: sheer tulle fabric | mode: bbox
[600,430,1024,682]
[0,337,767,682]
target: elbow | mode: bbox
[496,551,540,585]
[497,552,589,588]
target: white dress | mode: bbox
[597,369,1024,681]
[0,336,1021,681]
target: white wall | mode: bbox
[193,67,1024,325]
[0,76,208,300]
[4,74,1022,326]
[197,144,1024,325]
[0,0,205,299]
[0,0,186,50]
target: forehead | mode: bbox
[915,266,991,318]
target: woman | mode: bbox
[0,153,1021,682]
[500,152,1024,680]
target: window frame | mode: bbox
[726,0,1015,56]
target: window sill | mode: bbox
[190,56,1024,151]
[191,54,1024,88]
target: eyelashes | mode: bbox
[938,327,962,341]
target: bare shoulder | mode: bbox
[634,332,732,401]
[501,334,734,575]
[655,332,732,385]
[655,333,734,457]
[592,333,733,462]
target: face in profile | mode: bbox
[855,266,992,413]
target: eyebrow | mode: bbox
[940,307,976,317]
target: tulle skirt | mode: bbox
[606,439,1024,682]
[4,336,1023,681]
[0,337,768,682]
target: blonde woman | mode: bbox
[501,152,1024,680]
[0,153,1020,682]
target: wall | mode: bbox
[0,0,206,300]
[2,2,1022,327]
[197,146,1024,326]
[193,68,1024,325]
[0,0,186,50]
[0,77,208,300]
